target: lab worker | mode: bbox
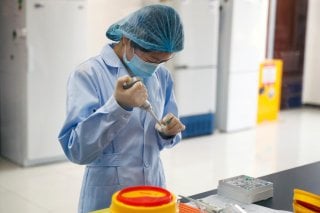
[58,4,185,213]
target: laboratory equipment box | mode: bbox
[218,175,273,204]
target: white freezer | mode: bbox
[216,0,269,132]
[172,0,220,137]
[0,0,88,166]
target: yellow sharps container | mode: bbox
[109,185,177,213]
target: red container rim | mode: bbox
[116,186,173,207]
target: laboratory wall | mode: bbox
[302,0,320,105]
[87,0,141,56]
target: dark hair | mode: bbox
[130,40,152,52]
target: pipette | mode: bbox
[123,77,162,126]
[140,100,162,126]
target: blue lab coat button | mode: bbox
[144,161,149,167]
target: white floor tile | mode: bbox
[0,187,50,213]
[0,160,83,212]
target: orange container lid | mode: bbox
[116,186,172,207]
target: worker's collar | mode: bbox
[100,43,126,70]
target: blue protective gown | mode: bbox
[58,44,182,213]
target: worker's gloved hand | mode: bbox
[114,75,148,109]
[156,113,186,137]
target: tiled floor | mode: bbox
[0,107,319,212]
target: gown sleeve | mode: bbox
[156,70,182,150]
[58,68,132,164]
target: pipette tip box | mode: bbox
[217,175,273,204]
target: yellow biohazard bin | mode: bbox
[257,60,283,123]
[91,185,177,213]
[293,189,320,212]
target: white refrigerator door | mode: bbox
[26,0,88,164]
[175,0,219,67]
[225,72,260,131]
[229,0,268,73]
[175,68,217,115]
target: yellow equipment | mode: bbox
[257,60,283,123]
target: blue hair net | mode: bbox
[106,4,184,52]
